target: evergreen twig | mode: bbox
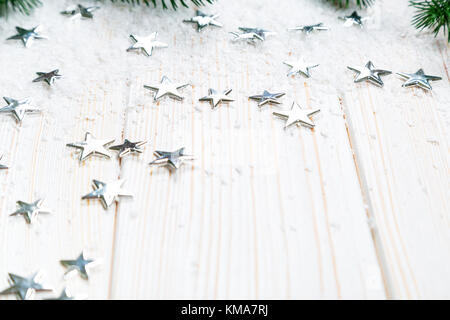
[324,0,374,8]
[410,0,450,42]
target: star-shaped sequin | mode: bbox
[10,198,51,224]
[67,132,114,162]
[284,57,319,78]
[0,155,8,170]
[288,23,329,34]
[110,139,146,158]
[347,61,392,87]
[45,288,80,300]
[33,69,62,86]
[144,76,190,101]
[339,11,367,27]
[82,179,133,209]
[183,10,223,31]
[7,26,47,47]
[273,102,320,129]
[249,90,285,107]
[199,88,234,109]
[60,252,97,280]
[0,97,41,123]
[397,69,442,91]
[0,272,52,300]
[61,4,100,19]
[127,32,168,57]
[149,147,195,170]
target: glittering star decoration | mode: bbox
[230,27,276,42]
[199,88,234,109]
[0,272,52,300]
[110,139,146,158]
[397,69,442,91]
[60,252,96,280]
[288,23,329,34]
[82,179,133,209]
[32,69,62,86]
[347,61,392,87]
[67,132,114,162]
[144,76,190,101]
[61,4,100,19]
[0,155,8,170]
[0,97,41,123]
[339,11,368,27]
[183,10,223,31]
[45,288,80,300]
[7,26,47,48]
[284,57,319,78]
[127,32,168,57]
[149,148,195,170]
[249,90,285,107]
[273,102,320,129]
[10,199,51,224]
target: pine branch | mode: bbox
[410,0,450,42]
[324,0,374,8]
[0,0,41,16]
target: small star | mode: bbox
[10,198,51,224]
[61,4,100,19]
[110,139,146,158]
[339,11,368,27]
[249,90,285,107]
[0,154,8,170]
[288,23,329,34]
[127,32,168,57]
[284,57,319,78]
[397,69,442,91]
[33,69,62,86]
[7,25,47,48]
[82,179,133,209]
[273,101,320,129]
[144,76,190,101]
[0,272,52,300]
[67,132,114,162]
[60,252,97,280]
[238,27,276,40]
[347,61,392,87]
[149,147,195,170]
[199,88,234,109]
[0,97,41,123]
[183,10,223,31]
[45,288,81,300]
[229,30,265,42]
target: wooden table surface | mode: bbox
[0,0,448,299]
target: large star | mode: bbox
[284,57,319,78]
[339,11,368,27]
[149,147,195,170]
[288,23,329,34]
[273,102,320,129]
[10,199,51,224]
[7,25,47,47]
[183,10,223,31]
[0,97,41,123]
[347,61,392,87]
[397,69,442,91]
[45,288,79,300]
[67,132,114,162]
[199,88,234,109]
[82,179,133,209]
[33,69,62,86]
[127,32,168,57]
[110,139,146,158]
[249,90,285,107]
[60,252,96,280]
[0,272,52,300]
[144,76,189,101]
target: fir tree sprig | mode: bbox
[410,0,450,41]
[0,0,41,16]
[324,0,374,8]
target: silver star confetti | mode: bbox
[230,27,276,42]
[60,252,96,280]
[288,23,329,34]
[67,132,114,162]
[0,97,41,123]
[183,10,223,31]
[10,198,51,224]
[33,69,62,86]
[249,90,285,107]
[347,61,392,87]
[339,11,368,27]
[61,4,100,19]
[110,139,146,158]
[284,57,319,78]
[199,88,234,109]
[82,179,133,209]
[7,26,47,47]
[45,288,80,300]
[0,272,52,300]
[127,32,168,57]
[397,69,442,91]
[149,147,195,170]
[144,76,190,101]
[273,101,320,129]
[0,155,8,170]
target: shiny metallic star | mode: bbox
[288,23,329,34]
[144,76,189,101]
[339,11,368,27]
[284,57,319,78]
[82,179,133,209]
[0,97,41,123]
[45,288,78,300]
[7,26,47,48]
[199,88,234,109]
[32,69,62,86]
[127,32,168,57]
[61,4,100,19]
[10,199,51,224]
[110,139,146,158]
[397,69,442,91]
[0,155,8,170]
[347,61,392,87]
[183,10,223,31]
[229,30,264,42]
[67,132,114,162]
[149,148,194,170]
[238,27,276,40]
[60,252,96,280]
[273,102,320,129]
[0,272,52,300]
[249,90,285,107]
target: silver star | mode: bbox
[249,90,285,107]
[33,69,62,86]
[0,272,52,300]
[10,198,51,224]
[347,61,392,87]
[144,76,189,101]
[284,57,319,78]
[60,252,96,280]
[288,23,329,34]
[7,26,47,48]
[199,88,234,109]
[61,4,100,19]
[45,288,79,300]
[230,30,265,42]
[339,11,368,27]
[82,179,133,209]
[183,10,223,31]
[0,97,41,123]
[127,32,168,57]
[397,69,442,91]
[0,154,8,170]
[238,27,276,40]
[273,101,320,129]
[67,132,114,162]
[110,139,146,158]
[149,147,194,170]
